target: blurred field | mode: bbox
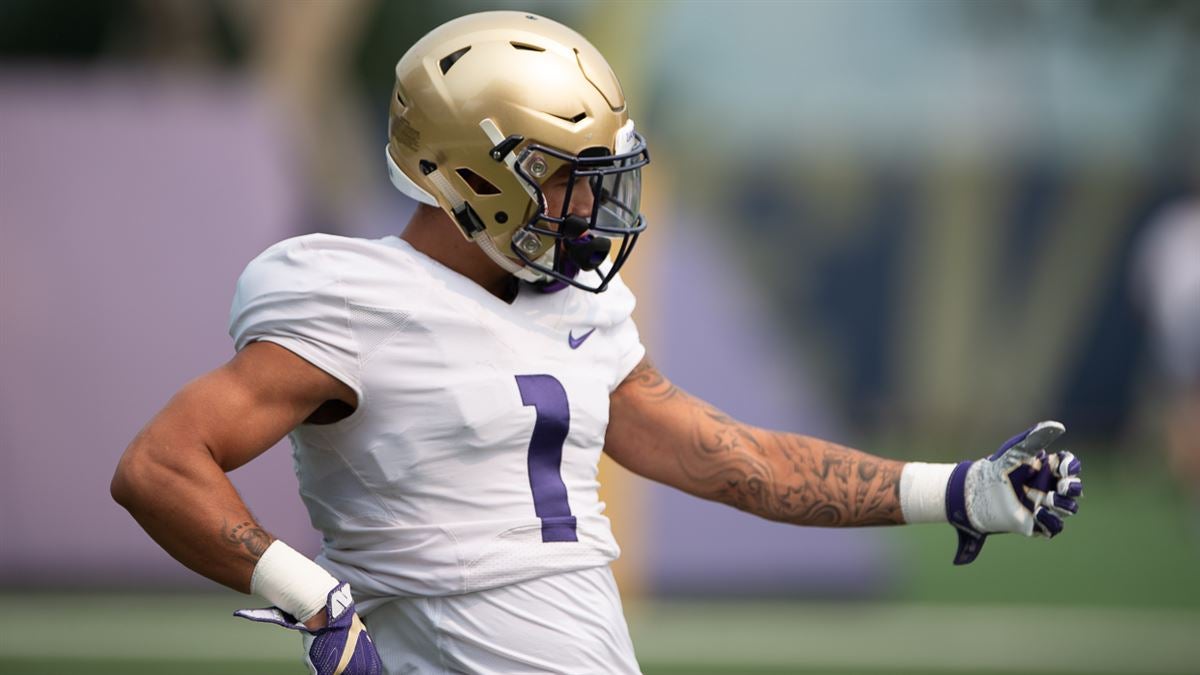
[3,458,1197,674]
[1,597,1196,674]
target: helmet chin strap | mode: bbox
[388,137,553,286]
[401,148,550,285]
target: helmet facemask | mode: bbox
[507,129,649,293]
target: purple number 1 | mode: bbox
[515,375,577,542]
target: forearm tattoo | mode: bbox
[222,518,274,562]
[626,360,904,527]
[625,359,684,402]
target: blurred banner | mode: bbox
[0,71,318,585]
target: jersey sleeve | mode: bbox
[228,238,362,396]
[603,273,646,391]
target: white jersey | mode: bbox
[228,234,644,604]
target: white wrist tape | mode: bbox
[250,540,339,622]
[899,462,956,524]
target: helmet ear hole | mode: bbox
[455,168,501,196]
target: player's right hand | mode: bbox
[946,421,1084,565]
[235,582,384,675]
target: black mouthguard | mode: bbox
[565,236,611,271]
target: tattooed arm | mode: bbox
[605,358,904,527]
[111,341,356,594]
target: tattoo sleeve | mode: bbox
[620,360,904,527]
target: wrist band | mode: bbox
[899,462,955,524]
[250,540,339,622]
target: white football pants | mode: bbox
[361,565,641,674]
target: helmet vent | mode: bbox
[510,41,546,52]
[439,46,471,75]
[548,111,588,124]
[455,168,501,196]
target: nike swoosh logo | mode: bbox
[568,328,596,349]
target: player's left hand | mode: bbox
[946,420,1083,565]
[235,582,384,675]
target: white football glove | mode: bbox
[947,421,1083,564]
[236,582,383,675]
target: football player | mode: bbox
[111,11,1084,675]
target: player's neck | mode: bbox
[400,206,517,302]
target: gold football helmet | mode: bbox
[385,11,649,293]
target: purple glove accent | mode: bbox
[1052,494,1079,514]
[305,584,383,675]
[1065,456,1082,476]
[1049,451,1083,498]
[1026,460,1058,494]
[1005,463,1040,511]
[235,583,383,675]
[1035,509,1064,537]
[989,425,1036,460]
[946,460,986,565]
